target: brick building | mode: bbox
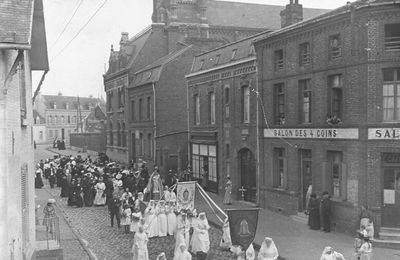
[33,93,104,144]
[105,0,326,167]
[254,0,400,239]
[186,34,265,195]
[0,0,48,259]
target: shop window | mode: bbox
[382,68,400,121]
[194,94,200,125]
[299,42,311,66]
[327,151,346,199]
[384,23,400,51]
[274,83,285,125]
[327,75,343,124]
[299,79,312,123]
[242,86,250,123]
[274,49,284,71]
[329,34,342,60]
[147,97,151,120]
[192,144,217,183]
[209,92,215,125]
[273,148,286,188]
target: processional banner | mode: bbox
[176,181,196,212]
[227,208,260,251]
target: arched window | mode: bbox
[61,115,64,124]
[54,115,58,124]
[48,115,53,124]
[68,115,71,123]
[109,122,113,146]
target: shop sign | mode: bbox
[382,153,400,164]
[264,128,359,140]
[368,128,400,140]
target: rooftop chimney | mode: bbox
[280,0,303,28]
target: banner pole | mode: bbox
[196,183,228,218]
[197,186,224,223]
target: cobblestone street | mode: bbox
[35,146,236,260]
[45,186,235,260]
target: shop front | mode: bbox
[382,153,400,227]
[191,143,218,193]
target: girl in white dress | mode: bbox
[167,202,177,236]
[131,226,149,260]
[93,178,106,205]
[157,200,168,237]
[131,207,142,233]
[258,237,279,260]
[145,200,159,238]
[358,236,372,260]
[121,204,132,233]
[175,213,190,254]
[190,212,210,260]
[173,243,192,260]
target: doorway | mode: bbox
[299,149,312,212]
[238,148,256,203]
[382,169,400,227]
[61,128,65,140]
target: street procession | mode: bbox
[35,152,277,260]
[2,0,400,259]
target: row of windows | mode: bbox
[273,148,345,199]
[274,74,343,125]
[273,23,400,71]
[107,88,126,111]
[108,122,127,147]
[47,115,77,124]
[193,85,250,125]
[130,96,152,122]
[274,68,400,125]
[49,102,93,110]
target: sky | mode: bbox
[33,0,350,99]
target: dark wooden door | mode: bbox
[239,149,256,202]
[382,169,400,227]
[299,149,312,212]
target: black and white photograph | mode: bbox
[1,0,400,259]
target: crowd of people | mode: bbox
[35,152,374,260]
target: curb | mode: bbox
[44,187,98,260]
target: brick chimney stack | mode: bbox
[280,0,303,28]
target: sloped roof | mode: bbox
[84,105,107,121]
[207,0,329,30]
[134,45,193,86]
[255,0,397,41]
[105,26,152,77]
[0,0,34,45]
[42,95,105,110]
[189,31,270,75]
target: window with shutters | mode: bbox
[299,42,311,66]
[384,23,400,52]
[327,151,346,199]
[273,148,286,188]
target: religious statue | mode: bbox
[238,219,251,237]
[146,169,164,200]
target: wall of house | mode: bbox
[0,49,36,260]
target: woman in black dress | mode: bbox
[307,193,321,230]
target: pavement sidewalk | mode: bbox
[35,187,92,260]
